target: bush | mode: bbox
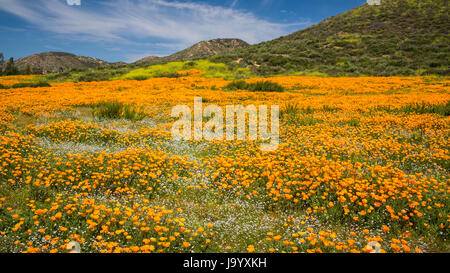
[281,102,301,125]
[224,80,284,92]
[131,75,150,81]
[224,80,249,91]
[280,102,323,126]
[11,81,51,88]
[93,101,123,119]
[281,102,301,118]
[154,72,182,78]
[372,101,450,116]
[123,106,146,121]
[248,81,285,92]
[400,101,450,116]
[36,81,52,88]
[92,101,146,121]
[183,61,196,68]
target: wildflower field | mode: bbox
[0,71,449,253]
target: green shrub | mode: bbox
[281,102,301,125]
[280,103,324,126]
[11,81,51,88]
[36,81,51,87]
[248,81,285,92]
[224,80,249,91]
[281,102,301,118]
[154,72,182,78]
[224,80,284,92]
[131,75,150,81]
[183,61,196,68]
[123,105,146,121]
[372,101,450,116]
[400,101,450,116]
[92,101,146,121]
[93,101,123,119]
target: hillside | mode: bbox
[13,52,109,74]
[134,56,160,66]
[213,0,449,76]
[135,38,249,66]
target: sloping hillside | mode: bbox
[135,38,249,66]
[14,52,109,74]
[214,0,449,76]
[134,56,160,66]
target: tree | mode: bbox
[0,53,4,75]
[4,57,19,75]
[24,64,32,75]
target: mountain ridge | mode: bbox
[11,52,110,74]
[2,38,250,74]
[134,38,249,66]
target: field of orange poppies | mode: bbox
[0,73,449,253]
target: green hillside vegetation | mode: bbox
[213,0,449,76]
[117,60,255,80]
[35,60,254,83]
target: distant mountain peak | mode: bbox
[13,52,109,74]
[134,55,160,65]
[135,38,249,65]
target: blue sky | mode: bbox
[0,0,367,63]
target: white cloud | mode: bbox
[0,0,311,57]
[66,0,81,6]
